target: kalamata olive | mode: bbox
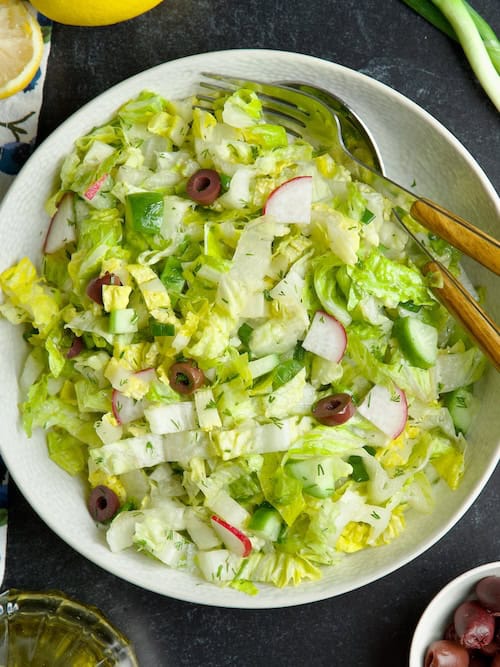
[480,640,500,656]
[476,577,500,614]
[87,485,120,522]
[186,169,221,205]
[424,639,470,667]
[469,655,492,667]
[312,393,355,426]
[168,360,205,395]
[86,272,122,305]
[454,601,495,649]
[66,335,83,359]
[444,622,459,643]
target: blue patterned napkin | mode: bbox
[0,8,52,583]
[0,11,52,197]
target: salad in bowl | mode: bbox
[0,86,487,592]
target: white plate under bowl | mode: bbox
[0,49,499,609]
[410,561,500,666]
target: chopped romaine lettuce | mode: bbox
[0,87,487,593]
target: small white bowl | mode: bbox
[410,561,500,667]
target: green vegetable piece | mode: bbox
[400,300,422,313]
[248,504,283,541]
[393,316,438,369]
[293,341,306,363]
[125,192,164,235]
[443,386,475,434]
[150,320,175,337]
[360,208,375,225]
[160,256,185,307]
[348,455,369,482]
[238,322,254,348]
[272,358,303,391]
[109,308,138,334]
[46,430,87,476]
[402,0,500,110]
[285,457,346,499]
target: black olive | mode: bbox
[168,360,205,395]
[186,169,221,205]
[87,485,120,522]
[312,393,355,426]
[454,601,495,650]
[66,335,83,359]
[424,640,470,667]
[475,576,500,614]
[86,272,122,305]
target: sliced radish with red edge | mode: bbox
[43,193,76,254]
[133,368,157,384]
[210,515,252,558]
[357,384,408,439]
[112,389,145,425]
[263,176,312,224]
[84,173,109,200]
[302,310,347,362]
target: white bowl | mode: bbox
[0,49,499,608]
[410,562,500,666]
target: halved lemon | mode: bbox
[0,0,44,100]
[28,0,164,27]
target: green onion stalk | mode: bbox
[403,0,500,111]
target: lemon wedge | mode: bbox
[0,0,44,100]
[29,0,164,27]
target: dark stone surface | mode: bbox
[6,1,499,666]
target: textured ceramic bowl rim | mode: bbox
[0,588,138,665]
[409,561,500,666]
[0,49,499,608]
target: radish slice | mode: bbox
[84,173,109,200]
[112,389,144,425]
[134,368,157,384]
[210,515,252,558]
[357,384,408,439]
[302,310,347,362]
[43,193,76,253]
[264,176,313,224]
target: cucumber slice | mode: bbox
[248,504,282,541]
[443,387,475,434]
[393,316,438,369]
[248,354,280,379]
[109,308,138,334]
[286,457,338,499]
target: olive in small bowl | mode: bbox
[410,563,500,667]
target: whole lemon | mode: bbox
[29,0,164,26]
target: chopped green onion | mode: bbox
[361,208,376,225]
[238,322,253,347]
[150,320,175,337]
[348,455,370,482]
[402,0,500,110]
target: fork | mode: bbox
[198,74,500,370]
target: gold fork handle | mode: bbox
[411,198,500,275]
[423,261,500,371]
